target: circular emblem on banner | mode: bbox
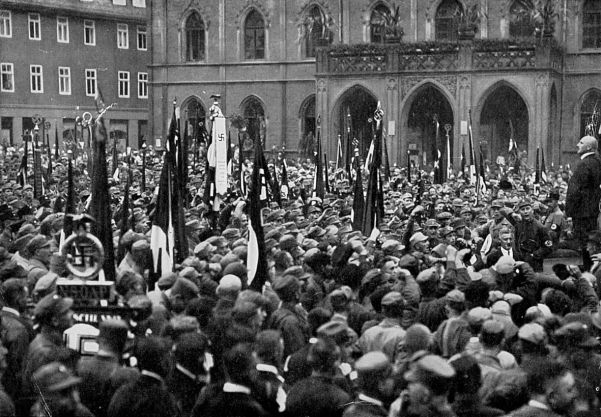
[544,240,553,247]
[61,232,105,280]
[550,224,557,231]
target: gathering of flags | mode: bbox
[351,144,364,232]
[476,145,487,203]
[467,110,477,185]
[361,102,385,237]
[312,118,325,201]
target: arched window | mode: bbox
[242,97,265,144]
[185,99,206,143]
[185,12,205,61]
[301,95,316,141]
[435,0,462,41]
[583,0,601,48]
[509,0,534,38]
[580,90,601,137]
[370,4,390,43]
[244,10,265,59]
[304,6,332,58]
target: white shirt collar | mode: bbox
[581,151,595,160]
[1,307,19,317]
[223,382,251,395]
[528,399,550,410]
[141,370,164,383]
[358,393,384,407]
[256,363,285,383]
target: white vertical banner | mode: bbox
[213,116,228,195]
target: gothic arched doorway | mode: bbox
[181,97,207,148]
[335,85,378,162]
[480,84,529,162]
[406,85,454,169]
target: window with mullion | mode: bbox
[584,8,601,48]
[244,10,265,60]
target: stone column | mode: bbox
[534,73,551,166]
[386,78,399,164]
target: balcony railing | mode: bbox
[316,38,563,75]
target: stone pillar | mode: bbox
[411,0,418,41]
[316,78,329,156]
[457,75,472,163]
[534,73,551,166]
[129,119,139,150]
[386,78,399,164]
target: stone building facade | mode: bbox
[0,0,149,150]
[150,0,601,168]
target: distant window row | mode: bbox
[0,64,148,98]
[80,0,146,7]
[0,12,147,50]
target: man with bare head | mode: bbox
[566,135,601,270]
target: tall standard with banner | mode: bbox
[213,116,228,197]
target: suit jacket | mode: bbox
[566,152,601,219]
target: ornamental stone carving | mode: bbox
[387,78,397,91]
[401,75,457,99]
[317,79,327,92]
[179,0,212,28]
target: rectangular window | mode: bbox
[30,65,43,93]
[28,13,40,40]
[1,63,14,92]
[84,20,95,45]
[132,0,146,8]
[117,23,128,49]
[85,68,96,97]
[58,67,71,95]
[137,72,148,98]
[113,0,126,4]
[0,10,11,38]
[137,25,147,50]
[118,71,129,98]
[57,16,69,43]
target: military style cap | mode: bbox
[481,319,505,335]
[439,226,455,237]
[382,239,404,254]
[491,200,504,208]
[34,293,73,322]
[157,272,177,289]
[416,267,438,284]
[424,219,440,228]
[436,212,453,221]
[409,232,428,246]
[405,354,455,384]
[25,235,51,255]
[467,307,492,327]
[518,199,533,209]
[33,362,81,394]
[354,351,390,374]
[222,228,241,240]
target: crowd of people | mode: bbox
[0,130,599,417]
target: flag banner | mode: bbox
[313,119,325,200]
[247,129,269,291]
[461,142,466,178]
[535,147,541,184]
[477,145,487,204]
[33,147,42,199]
[238,132,247,197]
[541,149,548,183]
[280,157,289,200]
[407,149,411,182]
[18,139,28,187]
[89,89,116,283]
[336,134,343,172]
[54,125,60,159]
[383,132,391,181]
[433,116,442,184]
[150,152,175,278]
[60,158,75,249]
[445,125,452,180]
[362,103,384,236]
[214,117,228,195]
[468,110,477,184]
[324,153,331,194]
[270,158,282,207]
[351,154,364,231]
[116,172,131,263]
[364,139,375,171]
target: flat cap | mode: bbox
[272,275,300,299]
[416,267,438,284]
[316,321,350,345]
[439,226,455,237]
[518,322,546,345]
[382,239,404,254]
[491,200,504,208]
[381,291,404,307]
[409,232,428,246]
[481,319,505,335]
[495,255,517,274]
[446,289,465,303]
[436,212,453,221]
[424,219,440,228]
[405,354,455,383]
[467,307,492,327]
[170,278,199,300]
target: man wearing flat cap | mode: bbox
[566,135,601,270]
[269,275,310,358]
[25,235,52,287]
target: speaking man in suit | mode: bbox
[566,135,601,270]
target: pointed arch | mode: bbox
[243,9,266,60]
[241,95,266,145]
[299,94,316,145]
[583,0,601,48]
[181,11,207,62]
[577,88,601,137]
[435,0,462,41]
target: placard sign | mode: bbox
[213,117,228,195]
